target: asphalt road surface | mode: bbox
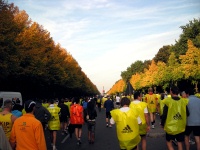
[45,107,197,150]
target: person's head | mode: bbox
[161,93,165,100]
[16,99,20,104]
[148,88,153,94]
[181,91,187,98]
[134,91,142,100]
[87,99,95,110]
[24,100,36,113]
[3,99,12,110]
[170,86,179,95]
[73,97,80,104]
[60,99,64,104]
[120,97,130,107]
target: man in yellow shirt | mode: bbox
[10,100,47,150]
[0,99,17,139]
[144,88,158,129]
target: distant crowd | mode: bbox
[0,86,200,150]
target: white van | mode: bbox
[0,91,23,108]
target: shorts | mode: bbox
[87,121,96,132]
[185,126,200,136]
[166,132,184,142]
[106,112,111,119]
[73,124,82,129]
[60,117,68,123]
[116,102,120,105]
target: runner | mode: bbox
[115,93,121,109]
[130,91,150,150]
[86,98,97,144]
[161,86,189,150]
[185,88,200,150]
[0,99,17,139]
[110,97,141,150]
[144,88,158,129]
[58,99,70,135]
[70,97,84,146]
[96,95,102,112]
[48,99,61,150]
[10,100,47,150]
[104,96,114,128]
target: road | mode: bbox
[44,107,197,150]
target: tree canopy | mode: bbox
[0,0,99,99]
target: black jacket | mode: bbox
[34,102,51,123]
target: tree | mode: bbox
[171,18,200,57]
[180,40,200,92]
[164,52,184,86]
[153,45,171,63]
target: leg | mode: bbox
[177,142,183,150]
[52,131,57,146]
[75,128,79,140]
[78,127,82,140]
[149,113,155,128]
[166,141,174,150]
[141,136,147,150]
[194,136,200,150]
[185,135,190,150]
[88,130,91,142]
[106,117,109,127]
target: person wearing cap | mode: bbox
[9,100,47,150]
[0,99,17,139]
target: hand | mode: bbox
[146,125,150,132]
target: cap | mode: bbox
[24,100,36,113]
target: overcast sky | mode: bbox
[9,0,200,93]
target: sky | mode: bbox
[9,0,200,93]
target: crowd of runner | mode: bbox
[0,86,200,150]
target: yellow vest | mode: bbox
[42,103,49,109]
[163,97,188,135]
[48,106,60,130]
[159,99,165,116]
[130,101,148,135]
[0,113,12,139]
[111,109,141,150]
[145,94,157,113]
[22,108,26,115]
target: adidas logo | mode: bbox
[150,101,154,104]
[121,125,133,133]
[173,112,182,120]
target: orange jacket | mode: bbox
[9,113,47,150]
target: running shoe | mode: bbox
[151,125,155,129]
[53,145,57,150]
[189,139,195,145]
[77,140,81,146]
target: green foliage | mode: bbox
[153,45,171,63]
[171,18,200,57]
[110,18,200,95]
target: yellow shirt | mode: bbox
[0,113,12,139]
[10,113,47,150]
